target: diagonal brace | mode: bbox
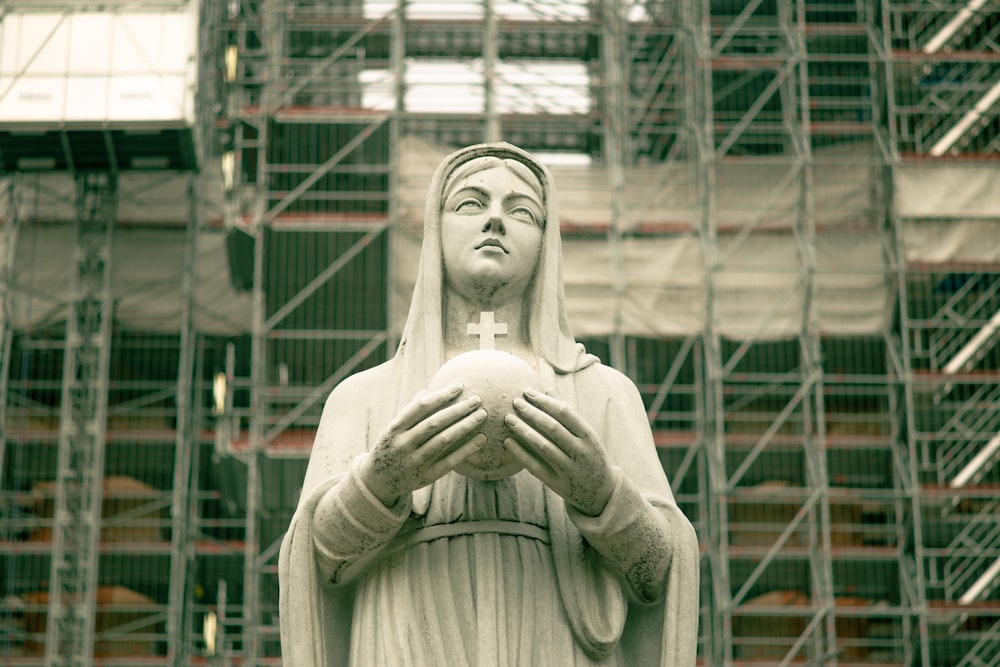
[263,225,386,332]
[262,115,389,224]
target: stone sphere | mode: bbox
[429,350,541,481]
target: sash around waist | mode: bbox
[383,520,550,558]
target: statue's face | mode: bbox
[440,164,544,301]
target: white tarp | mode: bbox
[896,163,1000,264]
[3,220,991,339]
[2,137,997,339]
[4,221,893,339]
[0,4,197,124]
[393,226,890,339]
[8,225,251,335]
[897,164,1000,219]
[904,219,1000,264]
[397,136,875,232]
[7,170,222,227]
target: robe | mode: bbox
[279,357,699,666]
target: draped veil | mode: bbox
[395,141,598,404]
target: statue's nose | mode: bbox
[481,211,506,234]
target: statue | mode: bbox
[279,143,700,665]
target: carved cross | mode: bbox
[467,311,507,351]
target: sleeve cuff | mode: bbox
[344,453,413,529]
[565,467,674,603]
[311,454,412,583]
[565,467,631,536]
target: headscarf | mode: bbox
[394,142,597,408]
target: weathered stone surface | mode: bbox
[279,143,700,666]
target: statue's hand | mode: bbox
[359,383,488,506]
[504,389,616,517]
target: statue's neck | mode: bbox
[443,292,530,358]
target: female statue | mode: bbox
[279,143,699,665]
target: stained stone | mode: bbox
[279,142,700,667]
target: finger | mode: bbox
[523,389,596,440]
[416,408,488,464]
[393,383,465,432]
[504,411,572,469]
[423,433,488,482]
[503,437,560,490]
[407,394,482,445]
[512,397,577,454]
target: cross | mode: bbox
[467,311,508,351]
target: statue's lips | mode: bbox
[475,238,508,253]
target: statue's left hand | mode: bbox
[504,389,616,516]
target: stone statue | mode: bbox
[279,143,700,665]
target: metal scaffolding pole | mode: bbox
[167,175,199,665]
[45,171,117,667]
[0,175,21,484]
[689,0,849,660]
[244,216,266,664]
[878,3,932,664]
[682,1,727,663]
[483,0,499,143]
[240,1,282,660]
[600,0,628,372]
[783,2,836,661]
[388,0,405,352]
[872,5,915,664]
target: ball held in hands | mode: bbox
[429,350,541,480]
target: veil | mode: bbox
[392,142,598,410]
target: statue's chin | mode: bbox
[429,350,541,481]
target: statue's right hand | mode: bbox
[358,383,488,506]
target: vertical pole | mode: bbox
[693,339,713,661]
[877,2,931,663]
[483,0,499,143]
[167,175,199,665]
[45,171,117,667]
[244,223,265,667]
[242,1,281,661]
[387,0,406,351]
[683,1,727,663]
[0,175,21,484]
[600,0,628,372]
[188,345,206,661]
[244,197,266,666]
[781,0,837,661]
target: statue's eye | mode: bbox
[510,206,538,225]
[455,198,485,213]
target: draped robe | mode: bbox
[278,143,700,666]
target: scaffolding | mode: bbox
[0,0,204,663]
[890,3,1000,665]
[1,0,999,664]
[45,172,118,664]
